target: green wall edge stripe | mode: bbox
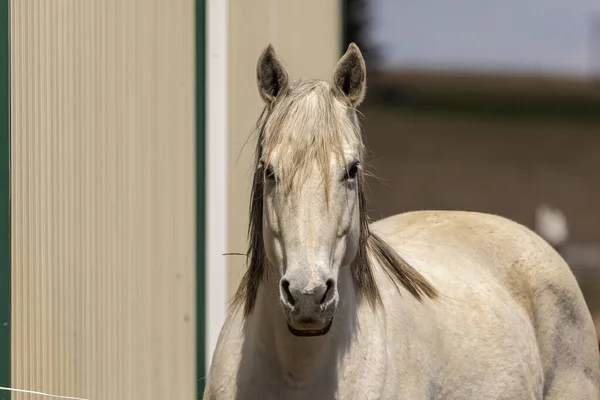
[195,0,206,398]
[0,0,9,399]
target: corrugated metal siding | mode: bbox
[10,1,196,399]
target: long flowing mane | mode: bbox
[232,79,438,317]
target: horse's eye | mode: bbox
[265,164,275,181]
[344,162,360,181]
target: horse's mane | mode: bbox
[231,79,438,317]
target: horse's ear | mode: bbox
[333,43,367,107]
[257,44,289,104]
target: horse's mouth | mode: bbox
[286,319,333,337]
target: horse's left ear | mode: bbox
[333,43,367,107]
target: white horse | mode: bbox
[204,43,600,399]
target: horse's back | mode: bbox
[372,210,600,398]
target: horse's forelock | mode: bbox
[261,79,358,197]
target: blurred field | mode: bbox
[360,71,600,326]
[372,70,600,96]
[367,70,600,123]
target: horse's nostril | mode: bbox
[281,279,296,306]
[320,279,334,305]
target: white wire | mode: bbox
[0,386,89,399]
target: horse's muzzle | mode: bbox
[279,276,338,336]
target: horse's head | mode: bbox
[232,43,436,337]
[252,44,367,336]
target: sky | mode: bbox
[370,0,600,76]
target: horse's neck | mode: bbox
[247,266,357,389]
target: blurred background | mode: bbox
[347,0,600,325]
[345,0,600,345]
[3,1,600,399]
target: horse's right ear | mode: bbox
[257,44,289,104]
[333,43,367,107]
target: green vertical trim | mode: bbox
[0,0,8,398]
[0,0,9,398]
[195,0,206,398]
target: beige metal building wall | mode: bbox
[227,0,341,297]
[10,1,196,399]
